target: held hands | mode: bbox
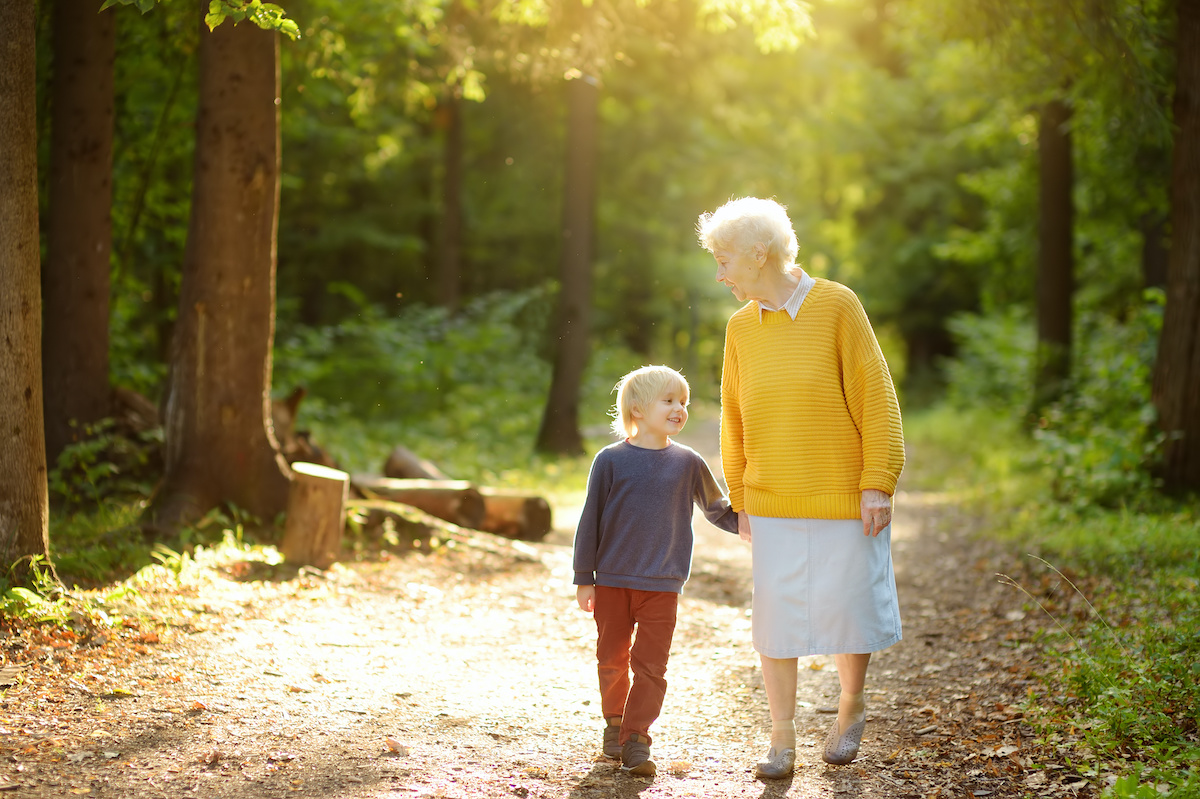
[576,585,596,613]
[861,489,892,537]
[737,510,752,543]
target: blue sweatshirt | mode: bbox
[572,440,739,594]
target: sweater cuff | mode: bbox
[859,469,898,496]
[573,572,596,586]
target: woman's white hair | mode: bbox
[610,365,689,439]
[696,197,798,274]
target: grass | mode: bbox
[905,404,1200,798]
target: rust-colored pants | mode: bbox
[594,586,679,746]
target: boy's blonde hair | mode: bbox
[610,365,690,439]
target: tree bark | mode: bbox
[1153,0,1200,493]
[42,0,116,466]
[536,74,600,456]
[151,9,291,531]
[436,92,463,310]
[1031,98,1074,418]
[0,0,51,577]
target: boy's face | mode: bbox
[632,387,689,440]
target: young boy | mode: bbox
[573,365,739,776]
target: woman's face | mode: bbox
[713,245,765,302]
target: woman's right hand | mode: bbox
[738,510,752,542]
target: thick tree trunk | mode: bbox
[151,11,290,531]
[1153,0,1200,493]
[0,0,51,577]
[1031,98,1074,418]
[42,0,116,466]
[536,74,600,456]
[437,92,463,310]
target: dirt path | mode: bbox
[1,430,1097,798]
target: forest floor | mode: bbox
[0,425,1102,799]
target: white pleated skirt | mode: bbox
[749,515,902,658]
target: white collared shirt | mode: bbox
[757,268,815,321]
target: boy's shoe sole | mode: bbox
[621,759,657,777]
[620,735,656,777]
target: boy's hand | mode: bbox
[737,511,752,542]
[576,585,596,613]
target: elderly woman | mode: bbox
[697,197,905,778]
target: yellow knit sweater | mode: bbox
[720,277,905,519]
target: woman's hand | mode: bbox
[861,489,892,537]
[738,510,752,542]
[576,585,596,613]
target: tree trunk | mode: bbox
[1031,98,1074,418]
[150,9,290,532]
[42,0,116,466]
[436,92,463,310]
[1153,0,1200,493]
[536,74,600,456]
[0,0,51,577]
[1141,212,1169,291]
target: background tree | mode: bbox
[43,0,117,465]
[1153,0,1200,493]
[150,6,292,531]
[1032,97,1073,416]
[0,0,51,577]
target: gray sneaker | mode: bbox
[602,719,622,759]
[620,733,656,777]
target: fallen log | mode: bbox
[383,445,449,480]
[478,488,553,541]
[351,475,485,530]
[281,462,350,569]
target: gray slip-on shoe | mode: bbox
[822,718,865,765]
[755,746,796,779]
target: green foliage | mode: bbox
[0,557,68,625]
[274,287,637,483]
[940,294,1166,510]
[100,0,300,39]
[906,406,1200,797]
[942,307,1035,411]
[48,420,162,510]
[1032,298,1166,508]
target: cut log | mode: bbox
[478,488,553,541]
[351,475,485,530]
[383,444,449,480]
[281,462,350,569]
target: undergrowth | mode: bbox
[906,404,1200,798]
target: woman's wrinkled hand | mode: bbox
[861,489,892,537]
[737,510,752,543]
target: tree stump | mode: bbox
[281,462,349,569]
[479,488,553,541]
[351,475,486,530]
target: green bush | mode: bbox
[1032,299,1165,509]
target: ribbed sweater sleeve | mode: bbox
[719,279,905,520]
